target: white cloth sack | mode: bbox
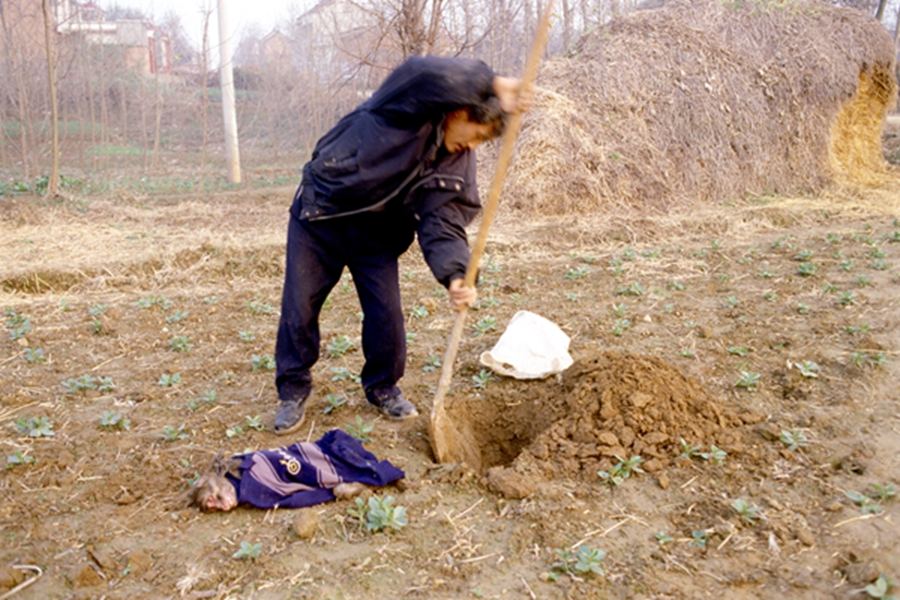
[479,311,574,379]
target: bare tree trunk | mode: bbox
[120,79,128,152]
[17,80,30,181]
[152,68,162,171]
[0,3,6,169]
[201,7,212,185]
[41,0,59,197]
[88,76,97,171]
[561,0,572,52]
[894,4,900,40]
[100,57,109,178]
[140,75,149,170]
[875,0,887,23]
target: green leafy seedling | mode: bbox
[326,335,355,358]
[680,439,703,459]
[323,394,347,414]
[239,330,256,342]
[6,450,36,469]
[868,353,888,367]
[611,319,630,336]
[166,310,189,323]
[550,546,606,580]
[88,304,108,317]
[779,429,809,451]
[61,374,99,394]
[330,367,361,383]
[14,416,55,438]
[170,336,192,352]
[845,491,884,515]
[99,411,130,431]
[565,266,590,281]
[232,541,262,560]
[723,296,740,309]
[363,495,407,532]
[731,498,764,524]
[735,371,760,391]
[598,455,643,486]
[797,262,817,277]
[794,360,820,378]
[691,530,709,547]
[871,483,896,502]
[251,354,276,371]
[97,376,115,392]
[345,415,373,443]
[160,424,189,442]
[244,415,264,431]
[617,282,645,296]
[700,445,727,465]
[865,574,897,599]
[472,316,497,335]
[135,294,173,310]
[423,354,441,373]
[246,300,275,315]
[655,532,675,544]
[188,390,218,411]
[837,291,856,306]
[410,305,429,319]
[23,347,46,364]
[472,369,494,389]
[158,373,182,387]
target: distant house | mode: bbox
[235,28,294,72]
[54,0,173,75]
[294,0,390,80]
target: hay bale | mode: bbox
[502,0,898,215]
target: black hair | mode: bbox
[466,95,507,138]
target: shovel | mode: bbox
[429,1,554,469]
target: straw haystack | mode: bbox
[502,0,898,215]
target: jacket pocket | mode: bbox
[316,148,359,179]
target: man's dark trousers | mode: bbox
[275,205,417,404]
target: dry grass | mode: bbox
[495,0,898,217]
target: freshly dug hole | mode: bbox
[446,351,746,495]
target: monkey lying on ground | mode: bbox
[189,429,404,512]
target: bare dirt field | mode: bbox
[2,156,900,598]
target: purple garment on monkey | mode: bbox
[225,429,404,509]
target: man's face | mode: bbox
[443,109,498,153]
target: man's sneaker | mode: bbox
[274,394,308,435]
[368,391,418,420]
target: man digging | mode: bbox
[273,56,528,435]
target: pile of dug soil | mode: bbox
[446,351,748,496]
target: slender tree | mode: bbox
[41,0,59,197]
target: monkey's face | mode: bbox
[197,473,238,512]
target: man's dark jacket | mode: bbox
[290,56,498,286]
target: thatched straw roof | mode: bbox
[502,0,898,215]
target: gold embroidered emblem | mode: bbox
[277,450,301,476]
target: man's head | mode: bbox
[443,97,506,153]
